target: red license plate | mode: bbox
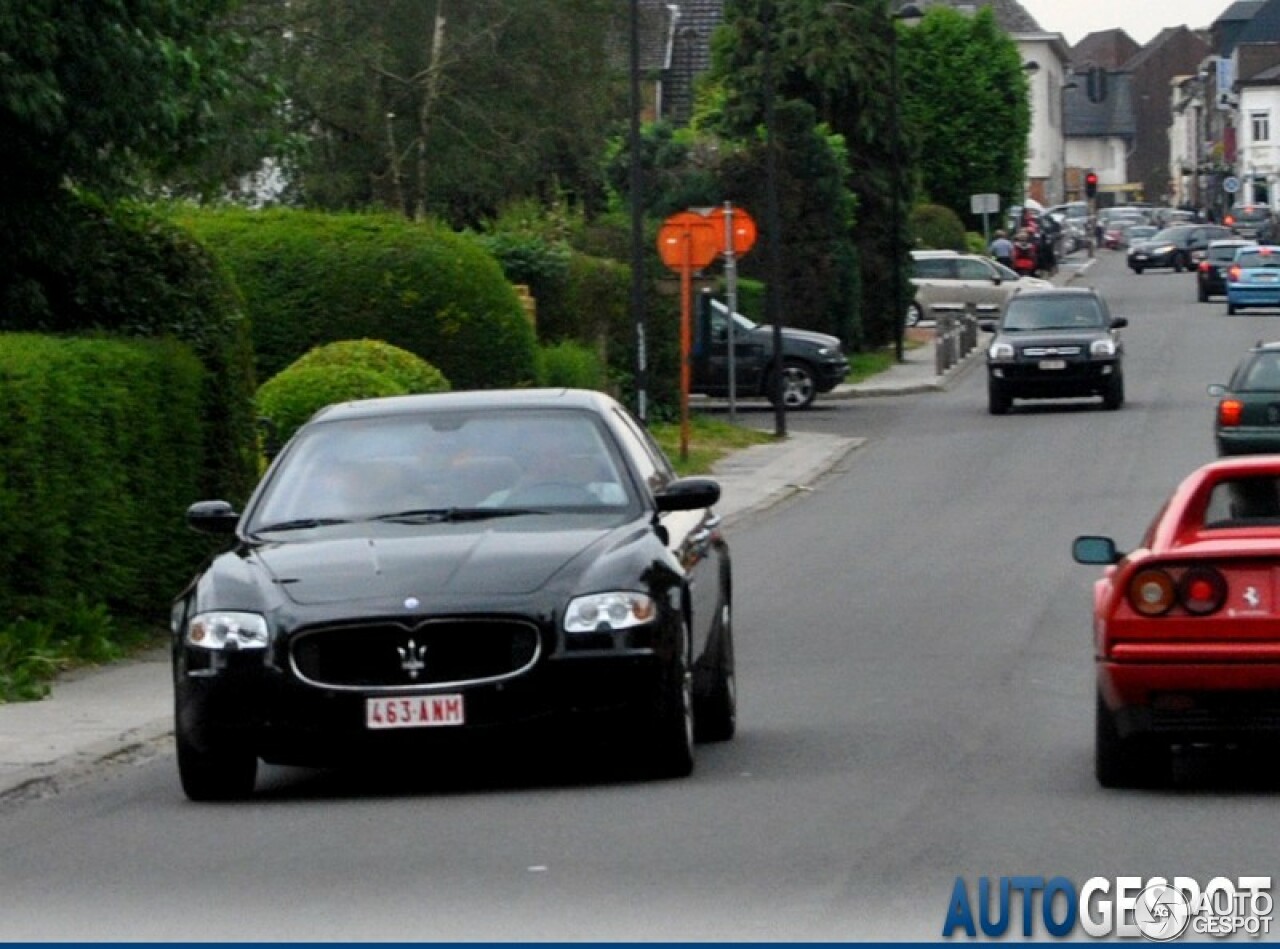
[366,695,464,729]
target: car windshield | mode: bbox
[1235,249,1280,269]
[1128,227,1156,239]
[1149,227,1186,243]
[1001,297,1105,331]
[249,408,636,531]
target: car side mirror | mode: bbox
[1072,535,1121,565]
[186,500,240,535]
[1207,383,1226,397]
[978,319,998,333]
[654,477,721,513]
[1110,317,1128,329]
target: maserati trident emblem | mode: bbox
[397,639,427,679]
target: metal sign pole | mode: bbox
[723,201,739,423]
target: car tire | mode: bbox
[1172,253,1185,273]
[694,602,736,743]
[906,302,924,327]
[1095,690,1163,789]
[176,720,257,802]
[768,360,818,410]
[988,383,1011,415]
[1198,283,1208,303]
[645,622,695,779]
[1229,301,1238,315]
[1102,373,1124,411]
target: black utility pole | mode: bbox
[629,0,648,423]
[763,0,786,437]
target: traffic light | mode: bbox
[1085,172,1099,199]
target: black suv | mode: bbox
[1198,239,1255,302]
[982,288,1127,415]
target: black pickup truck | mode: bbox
[690,295,850,409]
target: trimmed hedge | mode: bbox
[0,197,259,504]
[0,333,209,623]
[174,208,539,390]
[257,339,452,445]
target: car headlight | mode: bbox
[988,341,1015,361]
[1152,244,1175,255]
[1090,338,1117,357]
[186,611,270,651]
[564,592,656,633]
[815,346,832,356]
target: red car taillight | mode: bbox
[1219,399,1244,426]
[1229,264,1243,282]
[1179,567,1228,615]
[1127,565,1228,617]
[1199,260,1211,272]
[1129,568,1176,616]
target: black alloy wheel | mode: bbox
[768,360,818,410]
[645,622,695,779]
[694,601,736,743]
[175,719,258,802]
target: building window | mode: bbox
[1252,112,1270,144]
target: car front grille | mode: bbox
[290,619,541,691]
[1022,346,1083,357]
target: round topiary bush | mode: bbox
[287,339,451,394]
[256,364,408,446]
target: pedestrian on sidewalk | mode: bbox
[989,230,1013,269]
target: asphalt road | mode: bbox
[1,251,1276,941]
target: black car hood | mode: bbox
[998,329,1109,348]
[252,524,614,605]
[749,325,842,349]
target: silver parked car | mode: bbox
[908,250,1050,326]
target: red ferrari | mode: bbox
[1073,456,1280,787]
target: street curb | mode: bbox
[716,434,864,529]
[0,719,172,806]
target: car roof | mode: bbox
[911,249,959,257]
[310,387,620,424]
[1209,238,1254,247]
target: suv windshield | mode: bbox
[1233,206,1271,224]
[1002,297,1104,331]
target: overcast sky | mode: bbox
[1018,0,1228,46]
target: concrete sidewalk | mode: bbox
[0,253,1094,803]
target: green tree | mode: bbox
[0,0,253,315]
[898,6,1031,223]
[704,0,907,349]
[233,0,626,225]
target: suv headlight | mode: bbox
[186,611,270,651]
[988,341,1015,361]
[1090,338,1118,357]
[564,592,656,633]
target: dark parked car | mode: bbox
[1197,239,1255,302]
[172,388,736,800]
[692,294,849,410]
[1127,224,1234,273]
[981,287,1127,415]
[1226,202,1275,241]
[1208,339,1280,454]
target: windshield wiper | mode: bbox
[370,507,548,523]
[252,517,351,534]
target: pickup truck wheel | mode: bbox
[768,361,817,410]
